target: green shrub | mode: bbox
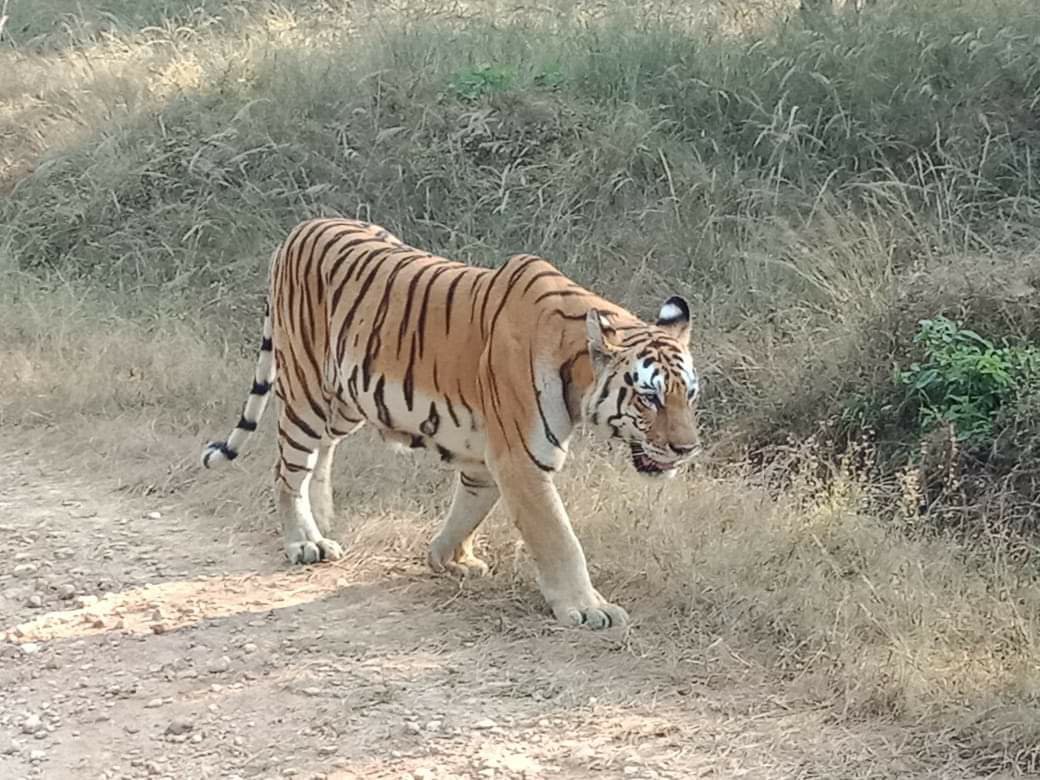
[899,316,1040,445]
[448,64,515,100]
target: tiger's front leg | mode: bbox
[428,468,499,578]
[491,457,629,629]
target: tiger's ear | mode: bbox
[656,295,691,342]
[586,309,618,369]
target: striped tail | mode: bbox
[201,302,276,468]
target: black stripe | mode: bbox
[513,420,556,472]
[283,403,320,441]
[278,426,313,453]
[403,335,417,411]
[236,416,258,432]
[214,442,237,462]
[443,269,469,336]
[363,254,417,391]
[530,353,563,450]
[521,268,564,295]
[420,401,440,437]
[534,288,587,305]
[483,256,540,341]
[260,337,273,352]
[373,376,393,428]
[251,380,271,395]
[327,236,380,281]
[346,364,360,406]
[395,261,438,358]
[416,263,455,357]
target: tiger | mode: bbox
[201,218,701,629]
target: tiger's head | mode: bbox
[583,297,701,478]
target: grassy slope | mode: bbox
[3,0,1040,771]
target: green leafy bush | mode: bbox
[899,316,1040,444]
[448,64,515,100]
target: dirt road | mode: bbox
[0,450,976,779]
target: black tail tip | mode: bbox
[201,441,238,468]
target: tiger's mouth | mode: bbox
[629,445,676,476]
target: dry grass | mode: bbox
[4,273,1040,773]
[4,0,1040,773]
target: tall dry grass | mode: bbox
[4,0,1040,772]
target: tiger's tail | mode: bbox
[200,300,276,468]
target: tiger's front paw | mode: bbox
[551,598,629,630]
[285,538,343,565]
[427,538,489,578]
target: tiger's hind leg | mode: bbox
[427,468,499,578]
[310,415,365,536]
[276,409,346,566]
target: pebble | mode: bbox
[145,698,164,709]
[164,718,193,736]
[27,594,43,608]
[20,643,41,656]
[243,643,258,654]
[57,584,76,600]
[473,718,496,730]
[22,714,43,735]
[29,749,46,762]
[76,595,99,608]
[145,512,162,520]
[14,563,37,578]
[208,656,231,674]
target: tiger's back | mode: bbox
[270,218,495,467]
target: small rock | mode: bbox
[144,511,162,520]
[208,656,231,674]
[151,623,169,635]
[425,720,442,732]
[145,698,164,709]
[473,718,496,730]
[282,769,299,777]
[14,563,37,578]
[20,643,41,656]
[164,718,193,736]
[145,761,163,776]
[57,584,76,600]
[76,595,99,608]
[190,733,202,744]
[27,594,43,608]
[22,714,43,734]
[243,643,258,654]
[404,722,421,735]
[0,734,16,755]
[29,749,46,762]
